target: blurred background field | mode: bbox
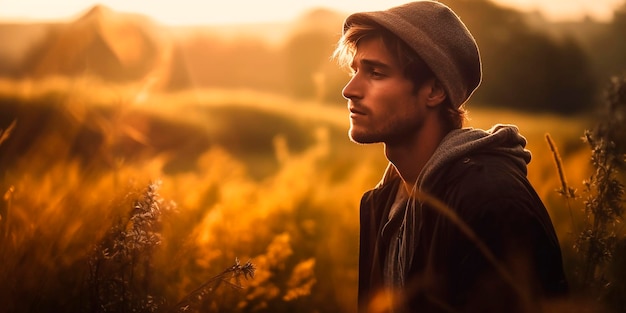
[1,0,625,312]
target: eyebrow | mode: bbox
[352,58,392,70]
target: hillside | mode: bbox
[0,1,624,113]
[0,23,57,74]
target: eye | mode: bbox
[370,69,384,77]
[360,63,385,78]
[368,68,385,78]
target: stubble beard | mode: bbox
[348,117,422,145]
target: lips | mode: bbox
[349,104,366,116]
[349,107,365,120]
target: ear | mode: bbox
[425,79,447,108]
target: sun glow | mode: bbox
[0,0,407,25]
[0,0,622,25]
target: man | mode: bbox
[333,1,568,312]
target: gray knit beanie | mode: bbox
[343,0,482,108]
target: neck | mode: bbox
[384,119,449,191]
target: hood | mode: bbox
[376,124,531,189]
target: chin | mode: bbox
[349,130,380,144]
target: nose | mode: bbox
[342,75,361,100]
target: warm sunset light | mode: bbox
[0,0,622,24]
[2,0,626,311]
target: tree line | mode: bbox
[4,0,626,115]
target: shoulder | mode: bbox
[435,153,543,220]
[448,153,530,196]
[433,154,559,251]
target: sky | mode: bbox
[0,0,622,25]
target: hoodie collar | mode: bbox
[375,124,531,190]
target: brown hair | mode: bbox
[333,22,466,129]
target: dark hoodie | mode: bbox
[358,124,568,313]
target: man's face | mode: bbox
[343,36,432,145]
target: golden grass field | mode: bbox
[0,77,617,312]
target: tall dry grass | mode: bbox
[0,75,622,312]
[0,77,381,312]
[547,75,626,313]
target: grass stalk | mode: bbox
[545,133,578,233]
[168,258,256,313]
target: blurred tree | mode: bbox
[283,8,345,101]
[593,2,626,80]
[283,30,336,99]
[319,59,351,104]
[444,0,597,114]
[163,42,193,91]
[482,31,595,114]
[3,0,615,114]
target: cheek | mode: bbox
[379,92,420,116]
[368,79,419,116]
